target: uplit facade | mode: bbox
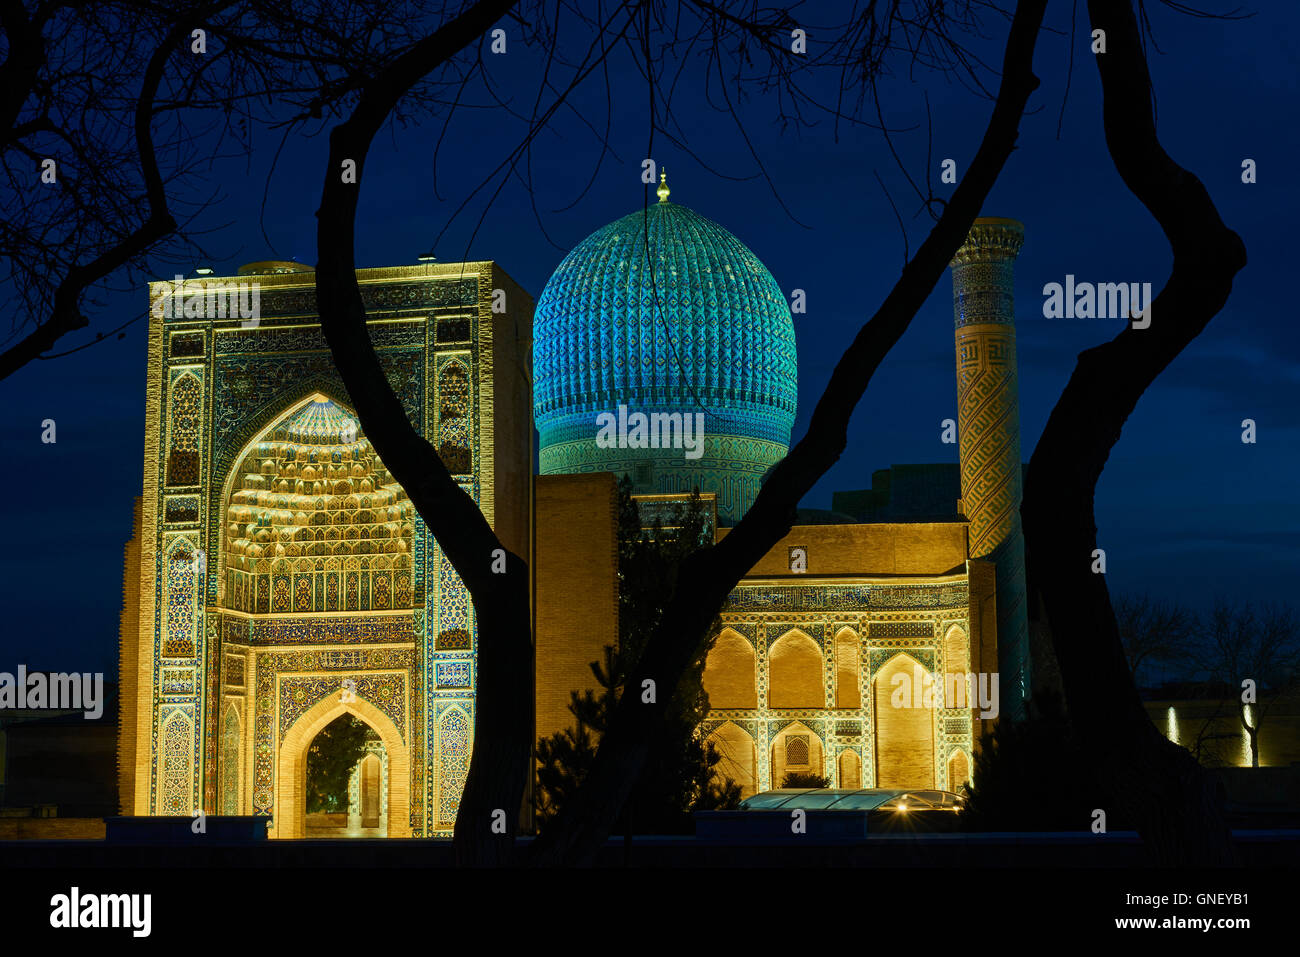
[118,261,532,837]
[119,197,1025,836]
[699,526,993,798]
[537,204,1023,798]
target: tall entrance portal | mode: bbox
[118,260,534,836]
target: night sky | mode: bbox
[1,2,1295,677]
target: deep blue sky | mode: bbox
[1,2,1296,677]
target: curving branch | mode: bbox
[313,0,528,867]
[1021,0,1247,865]
[0,5,230,381]
[531,0,1049,866]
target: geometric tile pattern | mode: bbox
[160,711,194,814]
[132,262,501,837]
[534,184,797,523]
[704,579,975,793]
[278,672,407,742]
[951,219,1029,718]
[437,708,470,827]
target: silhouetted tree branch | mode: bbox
[0,0,464,378]
[1021,0,1248,865]
[0,5,208,379]
[532,0,1048,865]
[314,0,529,866]
[1114,592,1196,684]
[310,0,1047,866]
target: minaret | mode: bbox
[951,218,1029,721]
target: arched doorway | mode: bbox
[275,691,410,839]
[301,716,388,838]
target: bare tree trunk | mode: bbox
[313,0,527,866]
[313,0,1050,868]
[530,0,1049,866]
[1021,0,1246,865]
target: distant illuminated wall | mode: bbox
[1148,700,1300,767]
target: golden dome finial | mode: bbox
[656,169,670,203]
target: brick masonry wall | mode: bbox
[720,522,968,577]
[533,474,619,746]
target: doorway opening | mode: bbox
[304,715,388,838]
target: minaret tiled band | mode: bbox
[951,218,1030,720]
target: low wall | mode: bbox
[0,818,106,840]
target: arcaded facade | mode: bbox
[700,522,996,798]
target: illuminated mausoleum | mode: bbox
[118,185,1028,835]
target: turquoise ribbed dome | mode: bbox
[533,190,797,523]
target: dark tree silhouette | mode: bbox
[1114,592,1197,685]
[960,691,1119,832]
[534,484,739,835]
[315,0,530,866]
[1020,0,1248,865]
[312,0,1048,866]
[0,0,456,379]
[0,3,204,379]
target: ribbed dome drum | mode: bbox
[533,186,797,523]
